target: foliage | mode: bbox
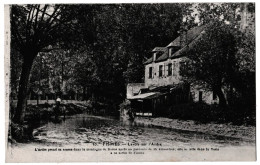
[11,4,191,123]
[11,4,79,123]
[10,3,255,124]
[192,3,254,26]
[180,22,238,106]
[179,3,255,117]
[166,102,255,126]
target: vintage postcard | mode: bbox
[5,2,256,162]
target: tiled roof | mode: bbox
[167,25,206,48]
[144,48,167,64]
[144,25,206,64]
[170,28,205,59]
[155,51,168,62]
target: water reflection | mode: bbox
[32,113,254,147]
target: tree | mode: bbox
[71,4,188,102]
[10,4,194,122]
[10,49,22,100]
[180,22,238,107]
[192,3,242,26]
[11,5,77,123]
[180,3,255,108]
[120,4,187,83]
[73,52,100,100]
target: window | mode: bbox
[159,65,163,77]
[168,63,172,76]
[149,67,153,79]
[199,91,203,102]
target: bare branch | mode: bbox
[40,5,48,23]
[33,5,41,32]
[26,5,37,43]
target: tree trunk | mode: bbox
[215,88,227,107]
[61,60,64,99]
[13,57,34,124]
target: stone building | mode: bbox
[127,24,218,109]
[126,3,255,117]
[126,25,218,117]
[143,25,219,105]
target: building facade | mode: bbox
[127,25,218,106]
[126,3,255,116]
[144,25,219,104]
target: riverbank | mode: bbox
[134,117,255,141]
[9,103,87,142]
[8,113,256,162]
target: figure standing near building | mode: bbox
[56,96,61,105]
[54,96,61,120]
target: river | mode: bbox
[28,113,254,148]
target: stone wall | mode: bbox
[11,100,87,107]
[126,83,146,99]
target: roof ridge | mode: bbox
[144,24,207,64]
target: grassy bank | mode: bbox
[134,117,255,141]
[9,103,87,143]
[9,99,121,143]
[120,101,255,140]
[165,102,255,126]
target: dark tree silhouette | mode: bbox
[11,5,76,123]
[180,22,238,107]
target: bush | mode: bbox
[9,122,34,142]
[166,102,255,126]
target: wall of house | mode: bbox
[145,57,185,88]
[144,57,219,104]
[190,85,219,104]
[126,83,146,99]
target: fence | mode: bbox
[11,100,87,106]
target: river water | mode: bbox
[30,113,254,148]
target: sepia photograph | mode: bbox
[5,2,256,162]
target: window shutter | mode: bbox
[164,64,166,77]
[166,63,168,76]
[173,62,175,76]
[152,67,154,79]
